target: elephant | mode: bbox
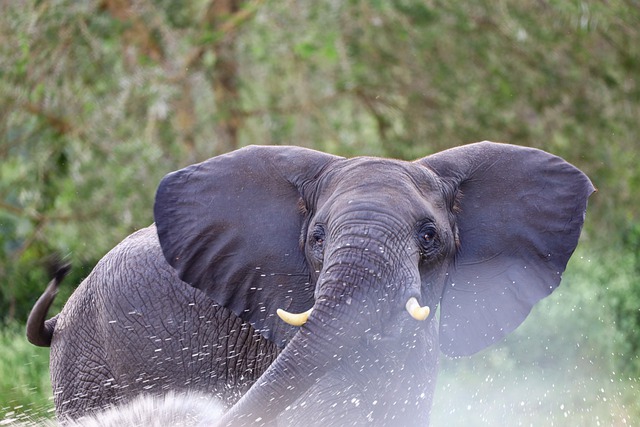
[7,392,223,427]
[28,141,594,426]
[27,226,280,419]
[63,392,223,427]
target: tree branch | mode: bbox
[216,0,265,35]
[21,102,73,136]
[100,0,165,63]
[0,201,40,219]
[178,0,265,79]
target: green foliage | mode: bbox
[611,224,640,374]
[0,324,53,422]
[0,0,639,419]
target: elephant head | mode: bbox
[153,142,594,426]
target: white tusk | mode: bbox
[406,297,430,321]
[276,307,313,326]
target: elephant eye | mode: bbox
[310,224,326,262]
[423,226,436,243]
[417,222,438,259]
[311,224,325,246]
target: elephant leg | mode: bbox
[50,326,119,418]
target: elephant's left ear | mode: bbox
[418,141,595,357]
[154,145,342,348]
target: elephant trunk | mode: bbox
[218,235,427,426]
[218,298,348,427]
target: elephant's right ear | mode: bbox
[419,141,595,357]
[154,146,341,348]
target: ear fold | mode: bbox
[154,145,341,348]
[419,141,595,357]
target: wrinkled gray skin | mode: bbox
[28,226,279,418]
[29,142,594,426]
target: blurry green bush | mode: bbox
[0,0,638,393]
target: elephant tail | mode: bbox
[26,263,71,347]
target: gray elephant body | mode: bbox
[29,142,594,426]
[43,225,277,418]
[280,318,439,426]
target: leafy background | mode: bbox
[1,0,638,425]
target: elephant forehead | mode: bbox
[329,157,440,194]
[314,158,443,215]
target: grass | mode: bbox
[0,324,54,423]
